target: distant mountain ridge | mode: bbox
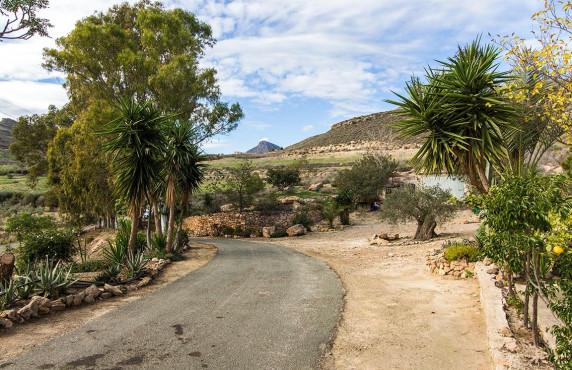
[0,118,16,149]
[247,140,282,154]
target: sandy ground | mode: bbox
[0,243,216,361]
[264,209,491,370]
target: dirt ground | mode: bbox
[265,209,492,370]
[0,243,216,361]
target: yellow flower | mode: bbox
[553,246,564,255]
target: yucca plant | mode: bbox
[33,257,75,298]
[322,200,341,229]
[125,251,148,279]
[149,233,167,254]
[15,260,36,299]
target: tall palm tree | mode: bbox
[102,98,169,252]
[163,120,205,253]
[387,38,516,193]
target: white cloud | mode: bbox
[244,121,271,130]
[301,124,314,132]
[0,81,68,118]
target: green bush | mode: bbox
[94,264,122,284]
[70,260,109,273]
[443,243,480,262]
[270,230,288,238]
[18,229,76,263]
[292,210,313,231]
[33,258,75,298]
[220,225,234,236]
[254,192,282,212]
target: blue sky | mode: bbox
[0,0,543,153]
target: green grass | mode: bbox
[205,154,359,169]
[0,175,48,193]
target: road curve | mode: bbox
[1,239,344,370]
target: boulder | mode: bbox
[84,285,100,298]
[308,182,323,191]
[104,283,123,296]
[73,292,85,306]
[83,295,95,304]
[286,224,306,237]
[65,294,75,307]
[279,196,304,205]
[17,304,35,320]
[1,309,19,321]
[220,204,234,212]
[487,266,499,275]
[100,292,113,299]
[262,226,275,238]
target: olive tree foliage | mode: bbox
[0,0,52,41]
[224,161,264,212]
[9,105,73,187]
[381,185,456,240]
[266,167,301,193]
[334,154,397,203]
[43,1,242,226]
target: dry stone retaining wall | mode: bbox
[183,211,321,237]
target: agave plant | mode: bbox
[0,279,17,310]
[125,251,148,279]
[149,233,167,255]
[102,239,128,265]
[94,263,122,284]
[14,260,36,299]
[33,257,75,298]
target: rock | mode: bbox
[65,295,75,307]
[73,292,85,306]
[308,182,323,191]
[17,305,35,320]
[84,285,100,298]
[220,204,233,212]
[483,257,493,266]
[279,196,304,205]
[151,257,159,262]
[503,341,520,353]
[0,317,13,329]
[100,292,113,299]
[1,309,19,322]
[286,224,306,237]
[498,327,514,338]
[50,300,66,311]
[262,226,276,238]
[83,294,95,304]
[487,266,499,275]
[388,253,395,257]
[495,272,503,281]
[370,238,389,246]
[438,268,447,276]
[104,284,123,296]
[378,233,389,240]
[494,281,504,288]
[30,295,51,309]
[136,276,152,288]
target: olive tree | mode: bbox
[381,185,455,240]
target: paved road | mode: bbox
[1,239,344,369]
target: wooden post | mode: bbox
[0,252,15,287]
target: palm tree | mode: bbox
[163,121,205,253]
[101,98,169,252]
[387,38,516,193]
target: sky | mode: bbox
[0,0,543,154]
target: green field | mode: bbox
[205,154,359,169]
[0,175,48,193]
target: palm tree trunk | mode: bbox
[128,207,140,253]
[152,201,162,237]
[166,205,175,253]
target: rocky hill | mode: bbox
[285,111,420,155]
[247,140,282,154]
[0,118,16,149]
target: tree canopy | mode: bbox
[0,0,52,41]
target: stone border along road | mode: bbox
[0,239,344,369]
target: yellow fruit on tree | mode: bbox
[553,246,564,255]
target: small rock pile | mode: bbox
[426,250,475,278]
[0,258,172,330]
[369,233,399,246]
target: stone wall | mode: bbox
[183,211,322,237]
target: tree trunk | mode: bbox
[165,205,176,253]
[532,252,541,347]
[507,268,515,299]
[175,218,183,250]
[0,252,15,287]
[146,216,152,248]
[128,209,140,254]
[414,218,437,240]
[152,201,162,237]
[523,251,531,328]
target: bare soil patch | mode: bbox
[0,242,216,361]
[264,209,491,369]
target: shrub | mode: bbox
[95,264,122,284]
[19,229,76,263]
[270,230,288,238]
[254,192,281,212]
[70,260,109,273]
[292,210,313,231]
[5,212,56,244]
[220,225,234,236]
[125,252,148,278]
[443,243,480,262]
[322,200,341,228]
[0,279,17,310]
[149,233,167,254]
[102,239,128,265]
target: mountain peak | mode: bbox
[246,140,282,154]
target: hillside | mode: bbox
[0,118,16,149]
[246,140,282,154]
[285,111,420,154]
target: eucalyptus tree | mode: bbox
[0,0,52,41]
[387,38,516,193]
[102,99,169,253]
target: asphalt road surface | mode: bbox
[1,239,344,370]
